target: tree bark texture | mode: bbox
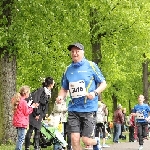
[112,93,117,112]
[142,61,149,103]
[90,8,103,65]
[0,52,17,143]
[0,0,17,143]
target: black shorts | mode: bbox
[95,123,106,138]
[67,111,96,138]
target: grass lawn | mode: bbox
[0,132,130,150]
[105,131,129,145]
[0,144,53,150]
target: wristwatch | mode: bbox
[94,91,98,96]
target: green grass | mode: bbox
[105,131,129,145]
[0,132,130,150]
[0,144,53,150]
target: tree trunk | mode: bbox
[48,84,58,114]
[91,43,102,65]
[90,8,107,103]
[90,8,103,65]
[129,99,131,113]
[0,0,17,143]
[142,61,149,103]
[0,52,17,143]
[112,93,117,112]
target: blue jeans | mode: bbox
[113,123,121,142]
[53,143,62,150]
[15,127,26,150]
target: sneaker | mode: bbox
[138,145,143,150]
[114,141,120,143]
[93,138,102,150]
[102,144,110,148]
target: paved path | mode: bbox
[103,140,150,150]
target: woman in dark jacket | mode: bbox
[25,77,55,150]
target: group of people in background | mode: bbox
[113,95,150,150]
[12,77,55,150]
[11,42,107,150]
[11,42,150,150]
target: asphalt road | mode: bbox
[102,139,150,150]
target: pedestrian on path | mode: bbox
[113,104,124,143]
[132,94,150,150]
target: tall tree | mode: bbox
[1,0,150,142]
[0,0,17,143]
[142,55,150,103]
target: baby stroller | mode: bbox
[39,122,67,149]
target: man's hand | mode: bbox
[86,92,95,100]
[35,115,40,121]
[31,103,39,108]
[56,96,63,104]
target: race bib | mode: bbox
[69,80,86,98]
[136,112,144,119]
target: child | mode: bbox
[12,85,38,150]
[132,94,150,150]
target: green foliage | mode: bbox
[1,0,150,116]
[0,144,53,150]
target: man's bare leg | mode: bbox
[71,133,82,150]
[82,136,97,146]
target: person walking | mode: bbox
[132,94,150,150]
[52,96,68,150]
[113,104,124,143]
[119,108,127,140]
[95,100,110,148]
[55,42,107,150]
[12,85,38,150]
[25,77,55,150]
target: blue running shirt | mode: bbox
[133,103,150,123]
[61,58,106,112]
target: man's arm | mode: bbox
[87,62,107,99]
[94,80,107,94]
[87,81,107,100]
[56,87,68,104]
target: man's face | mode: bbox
[138,95,145,103]
[70,46,84,62]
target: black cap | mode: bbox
[67,43,84,51]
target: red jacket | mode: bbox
[113,109,124,124]
[130,115,135,127]
[13,97,33,128]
